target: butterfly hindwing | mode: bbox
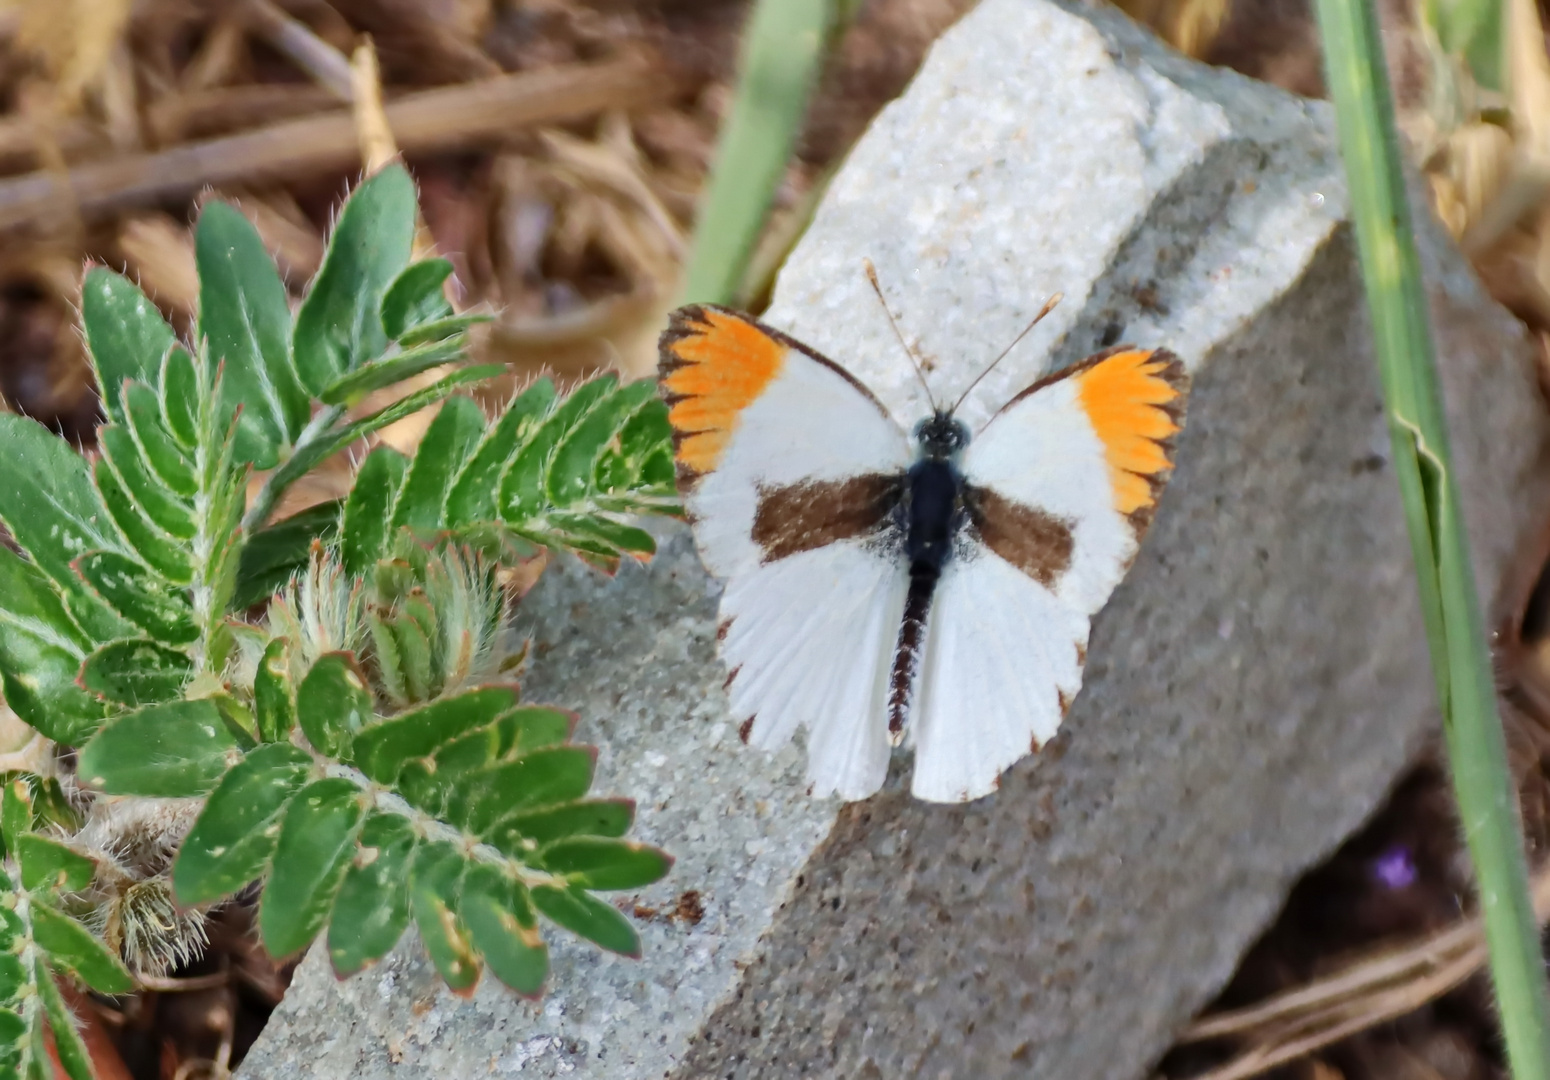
[720,547,908,799]
[659,305,914,798]
[907,347,1188,801]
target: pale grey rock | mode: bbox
[239,0,1550,1077]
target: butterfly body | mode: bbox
[903,414,970,569]
[658,303,1188,803]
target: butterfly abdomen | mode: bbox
[888,457,967,737]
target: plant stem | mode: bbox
[1312,0,1550,1074]
[680,0,836,305]
[242,404,345,533]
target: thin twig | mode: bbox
[133,972,230,993]
[0,52,679,234]
[1172,865,1550,1080]
[350,40,396,175]
[241,0,355,102]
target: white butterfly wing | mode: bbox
[659,305,913,799]
[909,347,1188,802]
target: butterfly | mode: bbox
[656,275,1188,803]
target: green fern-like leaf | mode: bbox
[78,630,669,996]
[0,162,674,1030]
[0,779,134,1080]
[320,374,679,579]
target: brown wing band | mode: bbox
[751,473,904,563]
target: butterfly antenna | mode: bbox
[864,259,938,411]
[949,292,1063,413]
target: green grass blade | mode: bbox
[1313,0,1550,1073]
[680,0,836,305]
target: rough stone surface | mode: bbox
[239,0,1550,1077]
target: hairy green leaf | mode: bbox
[386,606,433,703]
[17,779,78,840]
[78,699,238,797]
[96,425,196,541]
[92,458,194,586]
[327,812,416,976]
[174,742,314,905]
[426,704,574,778]
[350,687,520,784]
[36,959,94,1080]
[159,345,200,449]
[254,638,297,742]
[232,500,342,611]
[399,312,492,347]
[547,377,655,506]
[292,166,417,395]
[445,378,557,527]
[0,1007,24,1061]
[0,547,103,744]
[409,840,478,994]
[16,835,94,893]
[340,447,408,577]
[540,837,672,890]
[530,884,640,958]
[78,639,193,707]
[125,383,196,497]
[317,337,464,408]
[492,706,576,755]
[30,903,134,994]
[81,268,175,426]
[380,258,454,340]
[0,415,132,641]
[460,864,546,996]
[334,374,676,571]
[499,375,616,522]
[392,396,486,534]
[485,799,634,853]
[73,551,196,643]
[463,746,597,836]
[545,514,656,561]
[0,951,21,1010]
[297,653,372,759]
[258,363,501,518]
[599,396,674,497]
[0,781,29,858]
[197,201,309,468]
[259,777,365,958]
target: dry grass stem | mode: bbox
[540,120,687,258]
[1171,866,1550,1080]
[144,84,339,146]
[241,0,355,103]
[178,14,247,94]
[133,972,231,993]
[350,39,396,175]
[0,52,676,233]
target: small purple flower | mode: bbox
[1372,845,1418,890]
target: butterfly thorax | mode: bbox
[903,411,971,581]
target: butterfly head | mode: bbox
[914,410,970,461]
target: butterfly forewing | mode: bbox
[659,305,913,798]
[906,347,1188,801]
[659,299,1189,805]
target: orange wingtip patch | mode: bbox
[660,306,788,475]
[1074,348,1187,516]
